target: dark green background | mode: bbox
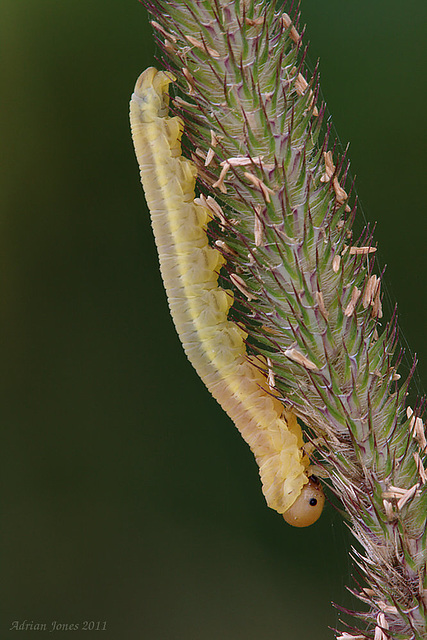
[1,1,426,638]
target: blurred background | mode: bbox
[1,1,426,638]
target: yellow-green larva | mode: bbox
[129,67,324,526]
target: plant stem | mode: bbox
[136,1,427,636]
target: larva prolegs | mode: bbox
[130,67,324,526]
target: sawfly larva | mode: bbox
[129,67,324,527]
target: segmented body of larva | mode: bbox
[129,67,324,526]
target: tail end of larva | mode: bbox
[131,66,176,120]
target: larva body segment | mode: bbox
[130,67,322,520]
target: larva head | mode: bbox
[282,477,325,527]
